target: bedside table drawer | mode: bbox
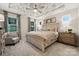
[64,34,74,37]
[60,38,75,45]
[60,35,75,39]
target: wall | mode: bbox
[0,14,4,28]
[77,8,79,46]
[20,15,28,39]
[55,8,78,32]
[0,10,4,28]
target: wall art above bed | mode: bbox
[44,17,56,24]
[42,17,59,32]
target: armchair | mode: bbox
[5,32,19,45]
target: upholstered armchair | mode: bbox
[4,32,19,45]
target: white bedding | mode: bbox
[27,31,58,41]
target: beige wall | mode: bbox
[55,8,78,33]
[20,15,28,39]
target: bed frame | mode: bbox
[26,17,59,52]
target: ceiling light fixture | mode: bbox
[34,8,38,12]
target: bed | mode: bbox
[26,18,59,52]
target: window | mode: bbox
[30,21,35,31]
[8,17,17,32]
[8,17,16,24]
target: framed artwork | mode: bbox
[63,16,70,22]
[45,19,50,23]
[45,17,56,23]
[51,17,56,23]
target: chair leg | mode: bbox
[1,45,5,55]
[1,41,5,55]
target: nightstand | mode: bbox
[58,32,77,46]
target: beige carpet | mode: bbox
[2,38,79,56]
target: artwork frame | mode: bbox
[51,17,56,23]
[45,17,56,23]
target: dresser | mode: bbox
[58,32,77,46]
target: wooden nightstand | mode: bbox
[58,32,77,46]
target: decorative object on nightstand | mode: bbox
[58,32,77,46]
[68,29,72,33]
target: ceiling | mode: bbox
[8,3,64,17]
[0,3,79,18]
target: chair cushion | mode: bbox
[7,32,18,38]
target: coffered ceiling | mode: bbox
[8,3,64,17]
[0,3,79,18]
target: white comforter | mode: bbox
[27,31,58,40]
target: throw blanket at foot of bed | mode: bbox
[26,31,58,52]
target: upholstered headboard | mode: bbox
[42,17,59,32]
